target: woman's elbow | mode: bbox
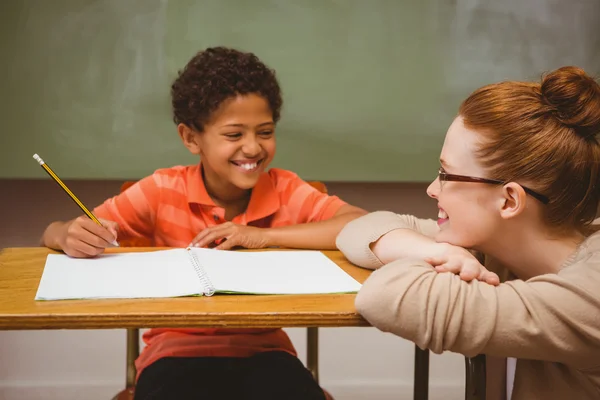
[336,224,382,269]
[335,216,359,250]
[355,288,377,321]
[355,277,395,332]
[336,242,381,270]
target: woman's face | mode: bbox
[426,116,503,249]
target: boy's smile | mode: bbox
[230,157,265,173]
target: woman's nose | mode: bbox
[426,177,440,199]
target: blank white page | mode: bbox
[35,249,201,300]
[189,248,362,294]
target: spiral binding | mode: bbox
[186,247,215,296]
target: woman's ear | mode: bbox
[499,182,528,220]
[178,123,201,155]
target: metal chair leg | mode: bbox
[414,346,429,400]
[307,327,319,382]
[465,355,486,400]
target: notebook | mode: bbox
[35,248,362,300]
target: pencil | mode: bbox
[32,154,119,247]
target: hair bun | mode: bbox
[541,66,600,139]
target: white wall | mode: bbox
[0,328,466,400]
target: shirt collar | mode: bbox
[187,163,280,222]
[186,163,215,206]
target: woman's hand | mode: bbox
[425,245,500,286]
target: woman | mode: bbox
[336,66,600,399]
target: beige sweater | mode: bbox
[336,211,600,400]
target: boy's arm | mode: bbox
[259,177,369,249]
[190,174,367,250]
[41,175,159,257]
[190,204,367,250]
[41,217,118,255]
[263,204,367,249]
[42,220,69,250]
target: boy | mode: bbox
[41,47,366,399]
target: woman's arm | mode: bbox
[336,211,441,269]
[370,227,443,264]
[336,211,499,284]
[355,257,600,368]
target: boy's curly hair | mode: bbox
[171,47,283,131]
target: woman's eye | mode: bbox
[259,131,273,136]
[225,133,242,139]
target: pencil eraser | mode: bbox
[32,154,44,165]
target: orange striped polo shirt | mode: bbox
[93,164,346,379]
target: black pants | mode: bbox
[134,351,327,400]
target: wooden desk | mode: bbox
[0,247,372,330]
[0,247,452,400]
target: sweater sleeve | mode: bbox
[354,255,600,369]
[335,211,439,269]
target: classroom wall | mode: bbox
[2,0,599,182]
[0,179,468,400]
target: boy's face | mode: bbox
[180,93,276,191]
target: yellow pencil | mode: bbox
[33,154,119,247]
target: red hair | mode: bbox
[459,66,600,232]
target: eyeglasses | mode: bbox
[437,168,549,204]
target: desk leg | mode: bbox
[126,328,139,387]
[307,327,319,383]
[414,346,429,400]
[465,355,486,400]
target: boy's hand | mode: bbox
[425,245,500,286]
[59,216,119,258]
[190,222,269,250]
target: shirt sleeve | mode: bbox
[93,174,160,242]
[354,255,600,370]
[282,175,347,224]
[336,211,439,269]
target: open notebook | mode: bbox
[35,248,362,300]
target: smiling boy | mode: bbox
[41,46,366,399]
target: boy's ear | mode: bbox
[178,123,201,155]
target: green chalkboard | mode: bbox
[1,0,599,181]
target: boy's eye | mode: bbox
[259,130,273,137]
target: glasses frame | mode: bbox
[438,168,549,204]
